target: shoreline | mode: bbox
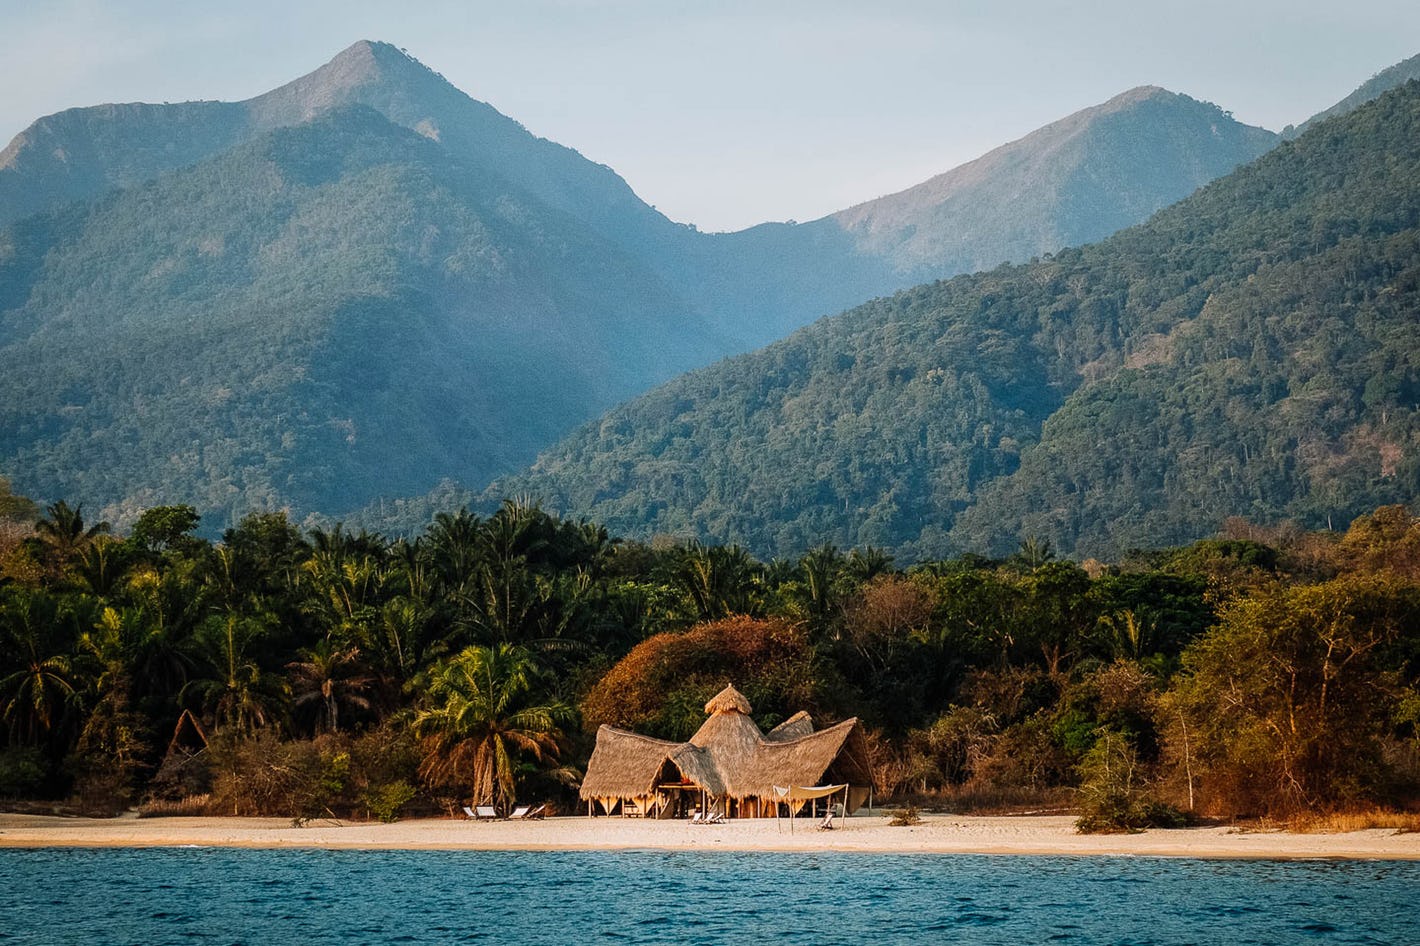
[2,813,1418,860]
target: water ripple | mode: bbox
[0,848,1416,945]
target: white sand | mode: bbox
[2,812,1417,859]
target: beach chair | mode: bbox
[506,806,532,820]
[526,804,547,820]
[462,805,478,820]
[474,805,500,821]
[817,803,843,831]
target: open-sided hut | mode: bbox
[579,685,872,818]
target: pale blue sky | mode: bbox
[3,1,1418,231]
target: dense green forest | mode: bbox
[494,80,1420,561]
[3,478,1417,828]
[0,103,723,527]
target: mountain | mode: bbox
[0,41,678,247]
[0,41,1280,354]
[0,42,1284,527]
[0,106,719,525]
[1286,51,1420,138]
[662,87,1278,350]
[829,86,1278,280]
[489,81,1420,561]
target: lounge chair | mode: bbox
[525,804,547,820]
[506,805,532,820]
[818,803,842,830]
[474,805,500,821]
[462,805,477,820]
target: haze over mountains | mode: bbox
[0,40,1410,542]
[495,80,1420,560]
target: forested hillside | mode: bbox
[0,106,719,527]
[0,41,1397,531]
[493,81,1420,560]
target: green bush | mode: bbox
[0,748,47,798]
[364,780,417,823]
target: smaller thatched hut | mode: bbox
[579,686,872,818]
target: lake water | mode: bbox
[0,848,1415,945]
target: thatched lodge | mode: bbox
[579,685,873,819]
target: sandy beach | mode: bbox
[1,812,1416,859]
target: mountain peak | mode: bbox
[1108,85,1172,103]
[828,84,1278,275]
[247,40,451,126]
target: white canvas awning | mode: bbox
[772,784,847,801]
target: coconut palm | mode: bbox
[34,500,110,575]
[183,613,285,734]
[286,640,375,734]
[0,588,80,745]
[411,644,568,810]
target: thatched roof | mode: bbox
[741,719,872,798]
[579,727,681,800]
[765,711,813,742]
[703,684,752,716]
[580,688,869,805]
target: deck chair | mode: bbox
[474,805,500,821]
[462,805,478,820]
[506,806,532,820]
[817,804,841,830]
[526,804,547,820]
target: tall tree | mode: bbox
[411,644,568,809]
[34,501,110,578]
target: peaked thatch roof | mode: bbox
[579,687,870,806]
[579,727,681,800]
[765,711,814,742]
[703,684,752,716]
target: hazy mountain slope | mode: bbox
[490,82,1420,561]
[689,87,1278,349]
[0,106,719,527]
[0,41,683,249]
[0,42,1301,531]
[827,87,1278,280]
[1286,51,1420,138]
[0,43,1281,355]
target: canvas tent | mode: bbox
[579,685,873,818]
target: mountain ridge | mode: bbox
[0,42,1374,530]
[484,80,1420,560]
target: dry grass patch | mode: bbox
[1288,809,1420,834]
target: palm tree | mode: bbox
[286,640,375,734]
[183,613,285,734]
[422,509,483,593]
[411,644,568,810]
[0,588,80,745]
[34,500,110,575]
[674,543,763,620]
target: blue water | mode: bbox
[0,849,1415,945]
